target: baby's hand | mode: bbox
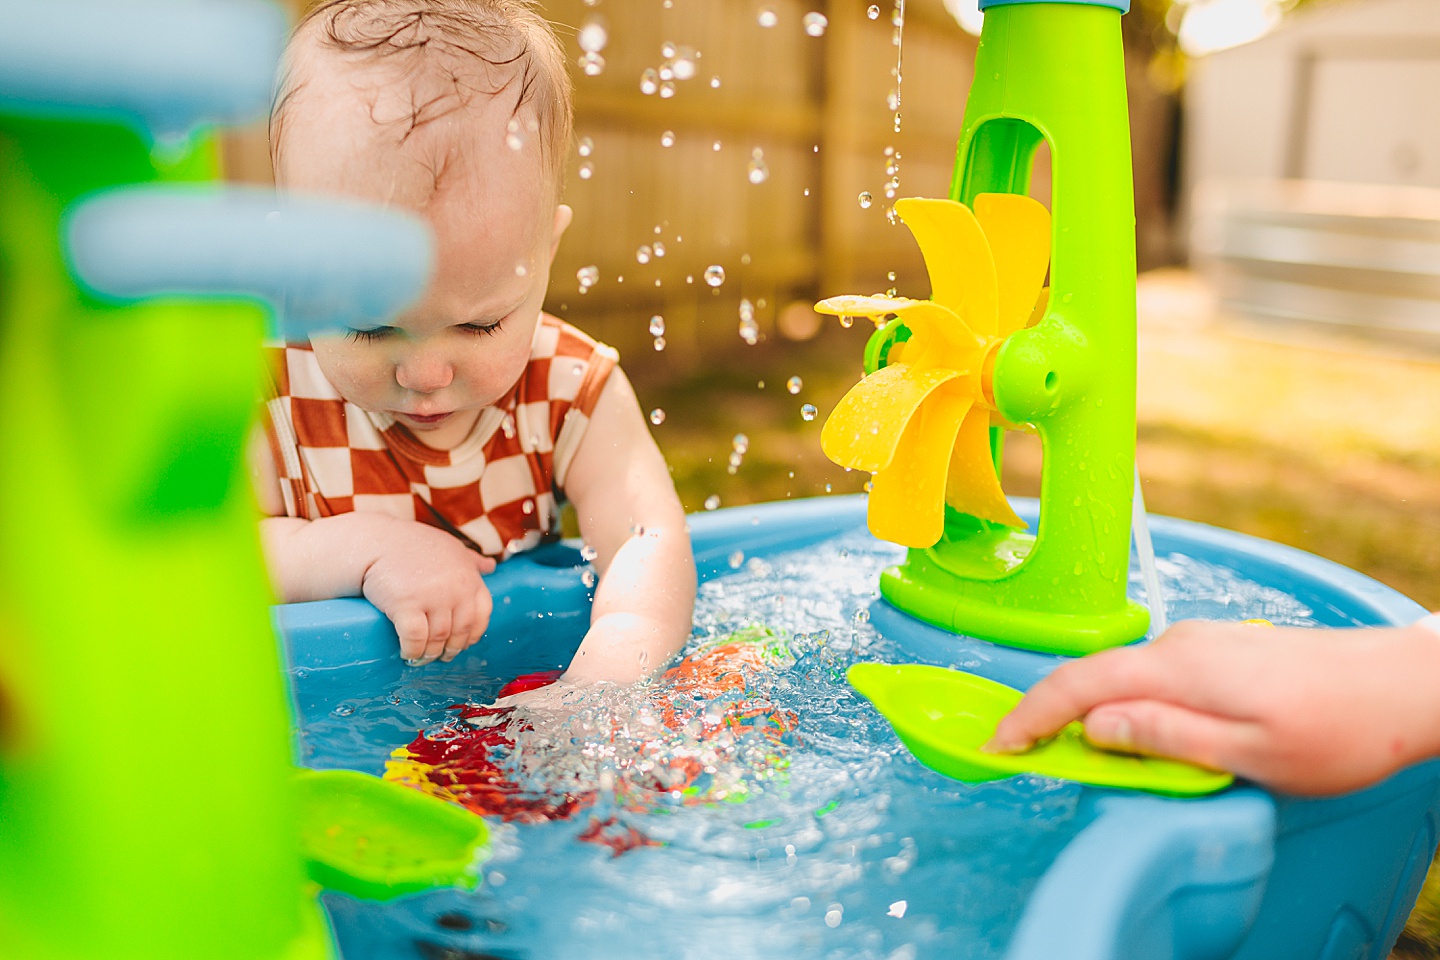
[986,620,1440,795]
[360,521,496,665]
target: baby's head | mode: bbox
[271,0,574,443]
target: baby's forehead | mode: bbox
[277,35,549,211]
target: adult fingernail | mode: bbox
[1089,714,1133,749]
[981,736,1024,755]
[405,657,426,667]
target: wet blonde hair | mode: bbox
[271,0,573,195]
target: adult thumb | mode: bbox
[1083,700,1241,774]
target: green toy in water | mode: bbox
[296,770,489,901]
[848,663,1233,798]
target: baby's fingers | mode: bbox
[392,609,431,663]
[1082,700,1249,775]
[472,552,497,576]
[441,596,475,663]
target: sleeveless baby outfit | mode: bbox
[262,315,618,559]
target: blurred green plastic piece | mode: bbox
[848,663,1233,797]
[296,770,488,901]
[877,1,1150,655]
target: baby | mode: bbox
[252,0,696,686]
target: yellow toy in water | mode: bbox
[818,194,1051,548]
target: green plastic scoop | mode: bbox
[848,663,1233,797]
[295,769,489,901]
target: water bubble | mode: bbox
[733,433,750,454]
[787,375,803,394]
[868,3,881,18]
[704,265,726,287]
[576,265,599,291]
[640,68,659,95]
[636,244,653,264]
[858,191,873,209]
[505,118,524,151]
[653,336,666,351]
[747,147,770,184]
[704,494,721,511]
[649,315,666,337]
[757,7,779,27]
[649,408,666,425]
[578,161,594,179]
[578,51,605,76]
[660,129,676,147]
[728,550,745,569]
[803,11,828,35]
[659,80,676,98]
[332,703,355,717]
[581,569,598,589]
[801,403,818,421]
[710,75,722,89]
[578,136,594,158]
[652,240,666,257]
[578,17,608,52]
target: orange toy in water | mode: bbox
[384,628,797,853]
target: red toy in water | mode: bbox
[384,629,797,853]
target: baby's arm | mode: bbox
[249,433,495,664]
[560,368,697,684]
[986,618,1440,795]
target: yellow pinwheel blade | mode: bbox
[894,198,999,338]
[821,363,962,473]
[974,193,1052,338]
[815,294,921,319]
[868,387,974,548]
[945,406,1027,529]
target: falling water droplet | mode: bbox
[521,499,534,515]
[839,315,854,328]
[738,299,759,344]
[704,494,721,511]
[787,375,803,394]
[505,118,524,151]
[659,80,676,98]
[886,206,899,225]
[652,336,666,351]
[747,147,770,184]
[577,136,594,157]
[704,265,726,287]
[887,88,900,111]
[580,543,599,562]
[733,433,750,453]
[757,7,778,27]
[649,408,666,425]
[649,315,666,336]
[660,129,676,147]
[710,75,722,88]
[652,240,666,257]
[672,45,698,80]
[858,191,873,209]
[515,263,529,277]
[581,569,598,589]
[578,161,594,179]
[578,51,605,76]
[636,245,652,264]
[712,139,722,152]
[577,265,599,290]
[867,4,881,18]
[887,270,897,281]
[640,68,659,95]
[803,11,828,35]
[728,550,745,569]
[801,403,818,421]
[579,17,608,52]
[333,703,355,717]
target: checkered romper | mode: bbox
[262,315,618,559]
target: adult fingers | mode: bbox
[1083,699,1253,775]
[986,646,1182,753]
[392,608,430,663]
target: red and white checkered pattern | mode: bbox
[263,315,617,558]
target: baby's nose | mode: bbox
[395,352,455,394]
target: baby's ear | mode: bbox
[550,204,574,258]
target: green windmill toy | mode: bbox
[820,0,1149,658]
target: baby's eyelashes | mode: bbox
[346,325,396,343]
[457,320,504,337]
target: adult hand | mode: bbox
[986,620,1440,796]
